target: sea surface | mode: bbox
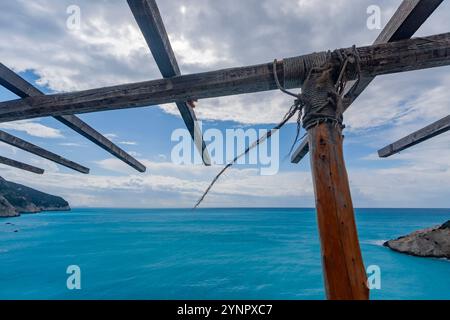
[0,208,449,300]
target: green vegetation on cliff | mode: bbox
[0,177,70,217]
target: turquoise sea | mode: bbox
[0,208,448,300]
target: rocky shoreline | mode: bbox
[0,177,70,218]
[384,221,450,259]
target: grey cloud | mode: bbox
[0,1,449,208]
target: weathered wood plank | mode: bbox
[375,0,444,44]
[308,122,368,300]
[292,0,443,164]
[127,0,180,78]
[0,63,146,172]
[0,155,44,174]
[0,130,89,173]
[378,115,450,157]
[0,33,450,122]
[128,0,210,166]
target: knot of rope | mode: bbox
[298,46,361,131]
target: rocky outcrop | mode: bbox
[0,195,19,217]
[384,221,450,259]
[0,177,70,217]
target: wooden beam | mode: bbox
[0,130,89,174]
[374,0,444,44]
[292,0,443,164]
[0,63,146,172]
[0,155,44,174]
[308,122,368,300]
[127,0,211,166]
[0,32,450,122]
[378,115,450,157]
[127,0,181,78]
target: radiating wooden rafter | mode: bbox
[0,155,44,174]
[378,115,450,157]
[0,130,89,173]
[0,63,146,172]
[128,0,211,165]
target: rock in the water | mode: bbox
[384,221,450,259]
[0,176,70,218]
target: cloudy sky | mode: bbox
[0,0,449,208]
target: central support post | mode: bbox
[298,50,369,300]
[308,123,368,300]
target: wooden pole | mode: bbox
[308,122,368,300]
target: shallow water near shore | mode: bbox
[0,208,448,300]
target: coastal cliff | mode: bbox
[384,221,450,259]
[0,177,70,217]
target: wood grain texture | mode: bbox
[127,0,211,166]
[308,122,368,300]
[0,63,146,173]
[0,130,89,174]
[0,155,44,174]
[292,0,443,164]
[1,33,449,122]
[378,115,450,157]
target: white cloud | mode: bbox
[345,70,450,133]
[1,145,449,208]
[0,120,63,138]
[0,157,314,207]
[102,134,138,147]
[0,142,17,154]
[169,34,232,67]
[160,91,295,124]
[95,158,138,175]
[118,141,138,146]
[59,142,83,147]
[28,157,60,173]
[0,0,159,92]
[104,133,118,140]
[157,154,167,161]
[128,151,141,157]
